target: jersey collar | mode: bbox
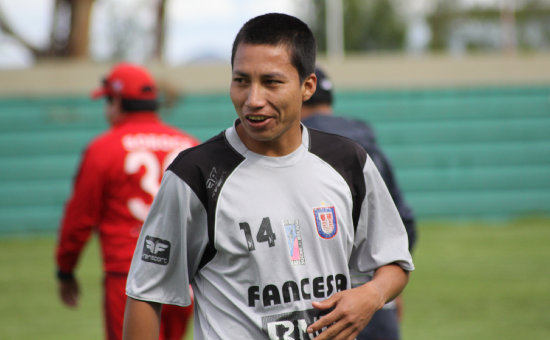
[225,119,310,166]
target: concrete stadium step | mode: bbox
[384,140,550,169]
[0,85,548,234]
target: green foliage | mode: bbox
[309,1,327,53]
[310,0,406,53]
[345,0,406,51]
[427,0,550,52]
[1,218,549,339]
[427,1,459,51]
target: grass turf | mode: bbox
[401,217,550,339]
[0,218,548,339]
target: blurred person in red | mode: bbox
[55,62,198,340]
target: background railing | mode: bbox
[1,85,549,235]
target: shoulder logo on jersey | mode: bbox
[142,236,171,265]
[284,220,305,265]
[206,167,218,189]
[313,206,338,239]
[206,167,226,198]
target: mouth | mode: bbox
[246,115,270,122]
[244,114,275,127]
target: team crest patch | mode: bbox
[313,206,338,239]
[284,220,305,265]
[142,236,171,265]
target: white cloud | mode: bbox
[164,0,297,65]
[0,0,298,67]
[0,0,54,48]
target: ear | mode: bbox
[301,72,317,102]
[112,96,124,113]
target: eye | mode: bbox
[265,79,282,86]
[232,76,248,85]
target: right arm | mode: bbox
[124,170,205,336]
[56,146,104,307]
[123,298,161,340]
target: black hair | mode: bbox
[121,99,158,112]
[231,13,316,83]
[303,67,333,106]
[107,96,158,112]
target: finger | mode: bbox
[332,323,359,340]
[311,321,343,340]
[307,308,340,335]
[311,294,338,311]
[311,300,331,311]
[62,294,76,307]
[312,317,359,340]
[308,294,343,333]
[62,290,78,307]
[60,285,79,307]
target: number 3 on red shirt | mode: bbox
[124,149,180,221]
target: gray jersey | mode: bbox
[126,123,414,340]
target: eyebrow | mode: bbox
[232,70,249,78]
[232,70,287,79]
[262,72,287,79]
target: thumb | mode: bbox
[312,294,339,311]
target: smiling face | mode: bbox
[230,43,316,156]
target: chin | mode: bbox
[249,132,277,142]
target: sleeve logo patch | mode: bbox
[142,236,171,265]
[313,206,338,239]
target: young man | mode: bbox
[302,67,418,340]
[55,63,198,340]
[123,13,414,340]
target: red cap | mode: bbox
[91,63,157,100]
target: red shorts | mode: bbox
[104,273,194,340]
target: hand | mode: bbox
[58,276,80,308]
[395,294,404,322]
[307,283,385,340]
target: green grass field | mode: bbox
[1,218,549,340]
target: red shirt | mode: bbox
[56,113,199,274]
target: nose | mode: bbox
[245,83,266,109]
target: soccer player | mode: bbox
[302,67,418,340]
[123,13,414,340]
[55,63,198,340]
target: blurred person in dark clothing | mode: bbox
[301,66,417,340]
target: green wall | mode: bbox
[1,86,549,235]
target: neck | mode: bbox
[235,122,303,157]
[110,111,158,126]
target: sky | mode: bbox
[0,0,300,68]
[0,0,506,69]
[164,0,301,64]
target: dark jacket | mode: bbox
[303,114,417,251]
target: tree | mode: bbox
[345,0,405,51]
[0,0,167,60]
[67,0,95,58]
[154,0,167,60]
[427,0,550,53]
[0,0,94,58]
[308,0,406,54]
